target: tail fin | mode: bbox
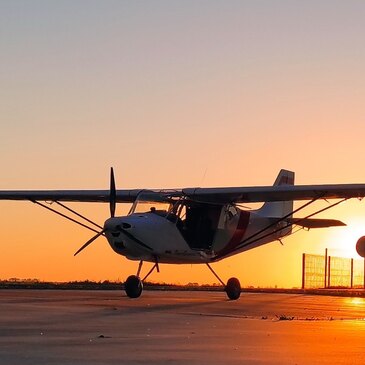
[257,169,295,218]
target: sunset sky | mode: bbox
[1,1,365,287]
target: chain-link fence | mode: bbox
[353,259,365,288]
[302,254,325,289]
[302,253,365,289]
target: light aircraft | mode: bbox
[2,168,365,300]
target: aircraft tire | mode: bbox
[125,275,143,298]
[225,277,241,300]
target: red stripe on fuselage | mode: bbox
[217,210,250,256]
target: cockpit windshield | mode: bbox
[129,191,174,216]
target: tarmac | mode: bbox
[1,289,365,364]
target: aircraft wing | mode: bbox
[0,189,143,203]
[183,184,365,204]
[2,183,365,204]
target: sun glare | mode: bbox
[325,217,365,259]
[346,297,365,307]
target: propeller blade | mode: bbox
[110,167,116,218]
[74,229,105,256]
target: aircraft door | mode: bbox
[180,203,222,250]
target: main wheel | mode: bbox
[225,277,241,300]
[124,275,143,298]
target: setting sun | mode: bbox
[322,202,365,259]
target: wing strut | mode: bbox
[55,201,103,230]
[30,200,103,235]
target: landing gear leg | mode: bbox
[206,263,241,300]
[142,260,159,282]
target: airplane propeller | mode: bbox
[110,167,116,218]
[74,167,117,256]
[73,229,105,256]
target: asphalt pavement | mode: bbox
[1,290,365,364]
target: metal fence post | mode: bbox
[302,253,305,289]
[324,248,328,288]
[328,256,331,288]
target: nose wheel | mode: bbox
[124,275,143,298]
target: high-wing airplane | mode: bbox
[2,168,365,300]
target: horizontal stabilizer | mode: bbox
[286,218,346,229]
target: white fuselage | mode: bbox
[104,207,290,264]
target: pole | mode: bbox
[302,253,305,289]
[351,258,354,289]
[324,248,328,288]
[328,256,331,288]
